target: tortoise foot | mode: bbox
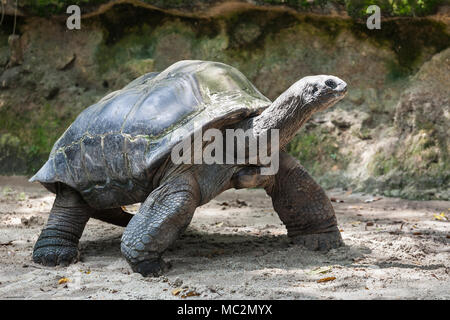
[33,245,79,267]
[289,228,344,251]
[131,258,171,277]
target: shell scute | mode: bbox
[81,135,106,184]
[88,89,143,135]
[64,143,83,188]
[102,134,127,181]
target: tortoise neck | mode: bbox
[251,92,313,149]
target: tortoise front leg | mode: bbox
[266,152,343,250]
[121,172,201,277]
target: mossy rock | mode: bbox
[0,134,27,174]
[1,2,448,200]
[286,127,349,178]
[19,0,445,18]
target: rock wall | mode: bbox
[0,2,449,199]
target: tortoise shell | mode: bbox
[30,60,271,208]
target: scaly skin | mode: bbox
[33,185,134,266]
[33,184,90,266]
[232,152,343,251]
[265,152,343,250]
[34,152,342,274]
[121,172,201,276]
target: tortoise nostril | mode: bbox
[325,79,337,89]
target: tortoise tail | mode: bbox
[90,207,134,227]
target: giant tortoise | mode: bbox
[30,60,347,276]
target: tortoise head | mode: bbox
[295,75,347,112]
[253,75,347,148]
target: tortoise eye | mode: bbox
[325,79,337,89]
[312,85,318,94]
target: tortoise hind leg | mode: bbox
[33,183,90,266]
[265,152,343,251]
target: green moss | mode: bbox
[286,130,349,176]
[344,0,444,19]
[0,102,74,173]
[369,152,400,176]
[0,133,26,174]
[21,0,107,16]
[229,9,449,79]
[368,127,449,198]
[225,9,298,49]
[29,0,449,81]
[352,127,372,140]
[95,6,223,75]
[96,23,157,74]
[349,19,450,78]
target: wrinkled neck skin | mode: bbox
[250,81,332,150]
[252,94,314,150]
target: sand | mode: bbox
[0,176,449,300]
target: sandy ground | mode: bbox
[0,176,449,300]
